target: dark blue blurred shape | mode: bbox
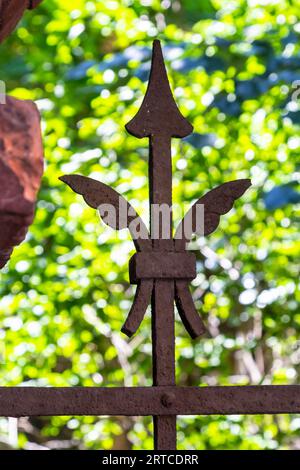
[184,133,216,148]
[172,57,201,73]
[135,61,151,81]
[276,54,300,69]
[286,111,300,124]
[97,46,151,72]
[264,184,300,210]
[281,31,299,46]
[236,77,271,100]
[250,40,273,56]
[173,55,225,73]
[212,95,241,116]
[66,60,96,80]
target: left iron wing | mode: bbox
[60,174,151,252]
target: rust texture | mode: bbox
[0,386,300,417]
[129,252,196,283]
[61,42,251,343]
[0,96,43,268]
[1,38,299,452]
[0,0,43,43]
[61,40,251,450]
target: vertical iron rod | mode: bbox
[150,134,177,450]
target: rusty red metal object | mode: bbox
[0,386,300,417]
[0,96,43,268]
[0,38,299,452]
[129,252,196,283]
[61,43,251,342]
[0,0,43,43]
[60,40,252,450]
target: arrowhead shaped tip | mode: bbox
[126,40,193,139]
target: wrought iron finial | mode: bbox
[126,39,193,139]
[60,40,251,449]
[60,40,250,340]
[2,40,300,455]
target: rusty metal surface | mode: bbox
[151,280,176,449]
[0,96,43,268]
[121,280,153,337]
[1,39,298,451]
[60,174,151,253]
[0,386,300,417]
[61,41,251,342]
[0,0,42,43]
[174,179,252,251]
[127,40,189,450]
[3,35,294,454]
[175,280,207,339]
[129,252,196,283]
[60,40,252,450]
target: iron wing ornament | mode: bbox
[60,40,251,449]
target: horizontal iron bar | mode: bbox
[129,252,196,284]
[0,385,300,417]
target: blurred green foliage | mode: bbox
[0,0,299,450]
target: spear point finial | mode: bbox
[126,40,193,139]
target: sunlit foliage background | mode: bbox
[0,0,299,450]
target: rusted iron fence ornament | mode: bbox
[1,40,300,450]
